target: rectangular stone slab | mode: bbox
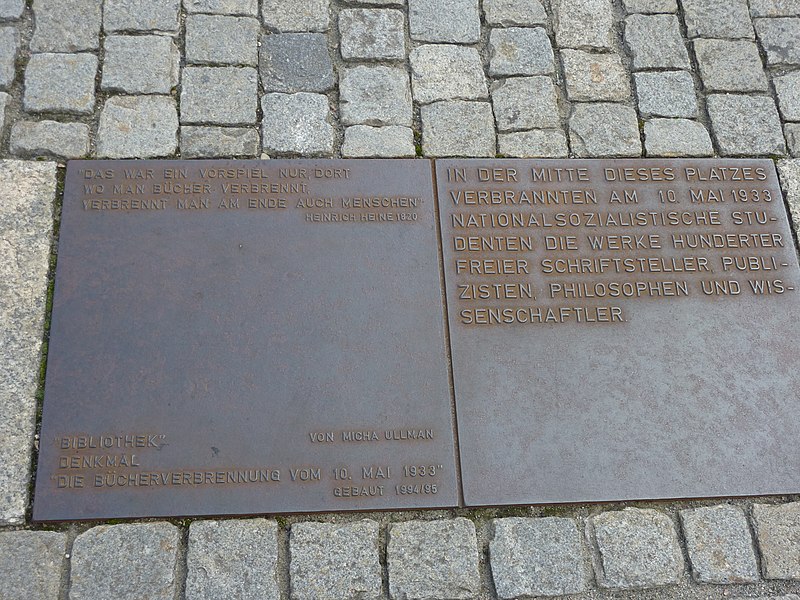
[34,159,458,521]
[437,158,800,507]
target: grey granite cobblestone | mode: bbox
[98,95,179,157]
[23,53,98,114]
[753,502,800,580]
[778,160,800,227]
[0,0,23,19]
[561,49,630,101]
[102,35,180,94]
[489,27,555,76]
[0,26,16,90]
[186,518,279,600]
[644,118,713,156]
[754,18,800,66]
[342,125,415,157]
[261,92,334,155]
[388,517,481,600]
[340,65,412,126]
[554,0,615,49]
[682,0,755,39]
[186,15,259,66]
[786,124,800,157]
[10,120,90,158]
[680,504,760,583]
[421,100,495,156]
[0,160,55,525]
[694,39,769,92]
[775,72,800,121]
[181,66,258,124]
[749,0,800,17]
[104,0,180,32]
[70,523,180,600]
[0,92,8,132]
[290,520,381,600]
[339,9,405,60]
[262,0,330,32]
[624,14,691,70]
[490,517,590,598]
[591,508,684,589]
[410,44,488,103]
[498,129,569,156]
[484,0,547,26]
[181,126,260,157]
[184,0,257,14]
[260,33,335,93]
[634,71,699,118]
[409,0,480,44]
[707,94,786,156]
[491,76,561,131]
[622,0,676,13]
[0,531,66,599]
[569,103,641,157]
[31,0,101,52]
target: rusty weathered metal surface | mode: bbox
[437,159,800,507]
[34,159,458,521]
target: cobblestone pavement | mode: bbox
[2,0,800,598]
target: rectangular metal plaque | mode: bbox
[34,159,459,521]
[437,159,800,506]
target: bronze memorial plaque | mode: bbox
[437,159,800,506]
[34,159,459,521]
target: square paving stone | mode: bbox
[755,18,800,66]
[262,0,330,32]
[97,95,178,158]
[484,0,547,25]
[643,118,713,156]
[261,92,333,155]
[561,49,631,101]
[30,0,101,51]
[775,71,800,120]
[340,65,411,126]
[0,160,55,526]
[779,159,800,226]
[634,71,699,118]
[491,76,561,131]
[184,0,257,14]
[70,523,180,600]
[409,0,480,43]
[707,94,786,156]
[290,520,381,600]
[180,126,259,157]
[498,129,569,157]
[342,125,415,157]
[0,531,66,599]
[749,0,800,17]
[591,508,684,590]
[181,66,258,124]
[554,0,615,49]
[339,9,405,60]
[786,124,800,157]
[0,26,16,89]
[0,0,24,19]
[569,102,641,157]
[682,0,755,39]
[10,120,90,158]
[753,502,800,580]
[679,505,759,584]
[186,519,279,600]
[489,27,555,76]
[260,33,334,92]
[622,0,677,12]
[694,39,768,92]
[186,15,259,65]
[104,0,180,32]
[490,517,590,598]
[0,92,8,132]
[410,44,487,104]
[388,518,480,600]
[421,100,495,157]
[624,14,690,69]
[23,53,97,114]
[102,35,179,94]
